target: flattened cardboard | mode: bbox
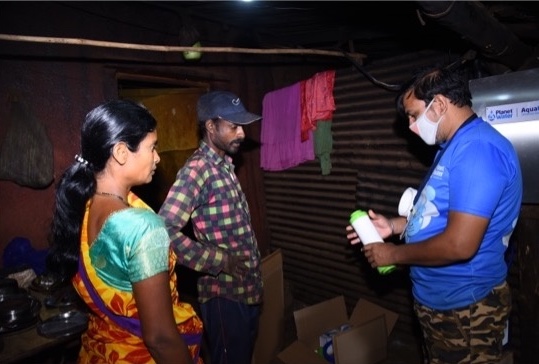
[252,249,285,364]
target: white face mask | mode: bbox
[409,99,443,145]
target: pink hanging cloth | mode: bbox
[260,82,315,171]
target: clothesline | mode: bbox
[0,34,366,60]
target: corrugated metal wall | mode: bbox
[264,50,522,355]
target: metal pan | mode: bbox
[37,310,88,339]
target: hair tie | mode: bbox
[74,154,89,166]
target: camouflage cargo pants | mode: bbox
[414,281,510,364]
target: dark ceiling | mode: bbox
[2,1,538,75]
[152,1,539,72]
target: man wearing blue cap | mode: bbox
[159,91,263,364]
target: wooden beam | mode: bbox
[0,34,366,61]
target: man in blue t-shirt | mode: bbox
[346,66,522,364]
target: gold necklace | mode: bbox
[95,191,130,207]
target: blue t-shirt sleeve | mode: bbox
[449,140,507,218]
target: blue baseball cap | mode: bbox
[197,91,261,125]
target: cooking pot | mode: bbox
[0,292,41,333]
[30,273,63,292]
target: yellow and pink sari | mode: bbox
[73,192,203,363]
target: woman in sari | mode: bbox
[47,99,203,364]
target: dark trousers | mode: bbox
[201,297,260,364]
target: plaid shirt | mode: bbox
[158,141,262,304]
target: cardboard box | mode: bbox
[277,296,398,364]
[252,249,285,364]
